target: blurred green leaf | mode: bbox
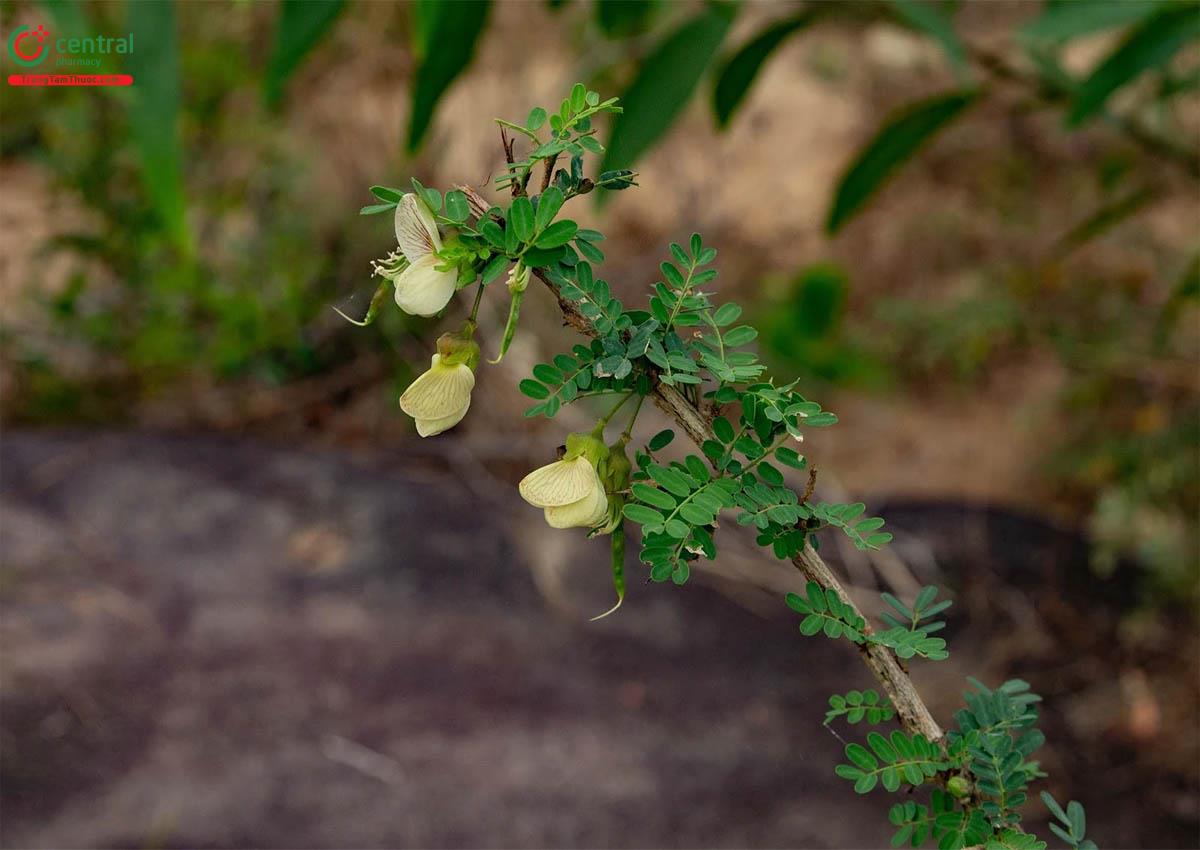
[889,0,968,73]
[1067,4,1200,126]
[793,263,847,339]
[126,0,189,253]
[264,0,345,108]
[713,13,814,128]
[407,0,491,152]
[826,89,977,233]
[602,3,736,174]
[1156,252,1200,345]
[1051,184,1156,258]
[1021,0,1167,42]
[412,0,438,54]
[596,0,655,37]
[38,0,89,35]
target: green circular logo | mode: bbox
[9,25,49,67]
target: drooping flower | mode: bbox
[519,433,609,529]
[398,330,479,437]
[375,193,458,317]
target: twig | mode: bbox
[530,263,946,744]
[541,153,559,194]
[455,180,946,743]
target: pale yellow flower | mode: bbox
[399,353,475,437]
[519,455,609,529]
[385,194,458,317]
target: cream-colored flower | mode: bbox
[385,194,457,317]
[399,353,475,437]
[519,455,609,529]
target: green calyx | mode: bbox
[564,431,608,469]
[436,324,480,370]
[594,438,632,536]
[435,236,489,287]
[604,437,632,493]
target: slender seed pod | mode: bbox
[332,278,391,327]
[489,290,523,364]
[591,522,626,622]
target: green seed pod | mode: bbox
[489,264,530,364]
[332,278,392,327]
[591,521,626,622]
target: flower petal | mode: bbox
[394,193,442,263]
[519,456,599,508]
[414,397,471,437]
[394,254,458,317]
[400,356,475,421]
[544,484,608,529]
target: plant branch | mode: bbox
[529,263,945,745]
[453,177,944,745]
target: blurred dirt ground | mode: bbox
[1,431,1197,848]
